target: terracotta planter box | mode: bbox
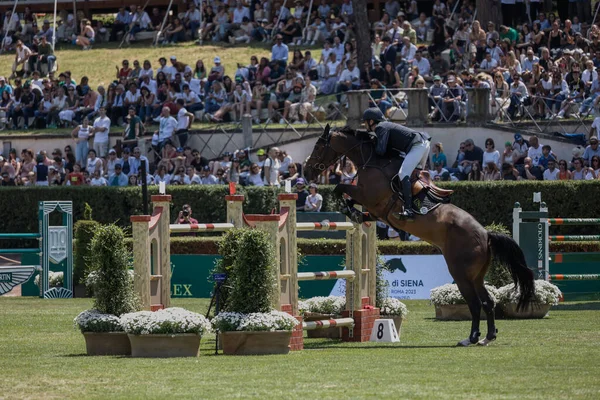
[380,316,403,337]
[221,331,292,355]
[501,303,552,319]
[83,332,131,356]
[127,334,201,358]
[435,304,474,320]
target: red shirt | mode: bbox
[67,172,85,186]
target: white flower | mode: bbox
[120,307,212,336]
[497,280,562,306]
[73,309,123,333]
[299,296,346,315]
[430,284,499,306]
[379,297,408,317]
[34,271,64,288]
[212,310,300,332]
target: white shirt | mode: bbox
[154,174,171,185]
[86,158,103,175]
[482,150,501,168]
[401,43,417,61]
[125,90,141,104]
[263,157,280,186]
[339,68,360,83]
[592,117,600,134]
[158,116,177,141]
[480,58,498,70]
[528,145,544,166]
[132,11,152,29]
[184,78,202,96]
[90,176,107,186]
[177,107,190,131]
[305,193,323,211]
[158,65,177,81]
[543,168,559,181]
[582,69,598,85]
[93,116,111,143]
[171,174,191,185]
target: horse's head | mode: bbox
[304,124,360,181]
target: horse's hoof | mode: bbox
[456,338,472,347]
[477,338,495,346]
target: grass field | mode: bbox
[1,298,599,399]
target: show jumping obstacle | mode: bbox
[131,194,379,349]
[0,201,73,298]
[513,201,600,299]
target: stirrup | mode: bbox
[392,209,415,221]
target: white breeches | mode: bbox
[399,139,430,180]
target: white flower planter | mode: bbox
[501,303,552,319]
[83,332,131,356]
[128,333,201,358]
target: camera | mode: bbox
[182,210,190,217]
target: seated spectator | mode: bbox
[288,76,316,124]
[199,165,219,184]
[483,162,501,181]
[111,7,131,42]
[247,162,263,186]
[75,19,95,50]
[571,157,587,180]
[482,138,500,168]
[271,35,289,65]
[543,159,560,180]
[501,162,519,180]
[582,136,600,166]
[467,161,483,181]
[501,141,517,166]
[163,18,185,45]
[431,142,447,167]
[442,75,467,122]
[304,183,323,211]
[520,157,543,180]
[512,133,529,164]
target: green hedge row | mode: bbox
[163,237,599,255]
[2,181,600,247]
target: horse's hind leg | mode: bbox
[454,278,482,347]
[475,282,497,346]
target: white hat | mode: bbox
[170,55,177,61]
[214,56,221,63]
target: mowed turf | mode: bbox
[0,298,599,399]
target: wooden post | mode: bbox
[131,215,151,310]
[225,195,245,227]
[151,195,172,309]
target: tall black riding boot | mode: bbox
[393,176,415,221]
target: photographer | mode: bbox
[177,204,198,225]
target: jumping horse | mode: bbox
[304,125,535,346]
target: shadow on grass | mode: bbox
[303,341,456,350]
[553,302,600,311]
[61,353,129,358]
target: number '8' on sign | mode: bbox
[369,319,400,343]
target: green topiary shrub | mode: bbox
[88,224,139,316]
[375,254,390,309]
[210,229,246,314]
[227,228,277,314]
[74,220,100,286]
[485,223,514,288]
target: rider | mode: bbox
[362,107,431,220]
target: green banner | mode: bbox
[168,255,345,299]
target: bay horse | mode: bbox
[304,125,535,346]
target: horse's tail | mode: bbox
[487,231,535,311]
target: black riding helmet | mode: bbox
[362,107,385,123]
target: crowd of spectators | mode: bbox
[3,1,600,190]
[428,133,600,182]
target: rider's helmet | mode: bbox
[362,107,385,123]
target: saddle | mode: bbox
[411,170,454,198]
[391,170,453,215]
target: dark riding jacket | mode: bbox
[374,121,430,156]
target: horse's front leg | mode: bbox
[335,184,374,223]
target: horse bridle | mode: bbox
[309,129,373,172]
